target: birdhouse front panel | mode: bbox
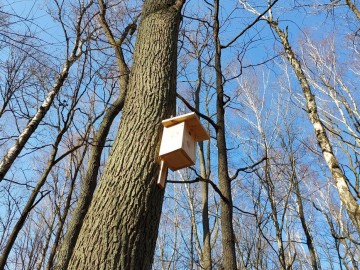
[159,122,196,171]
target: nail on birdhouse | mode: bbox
[157,112,210,188]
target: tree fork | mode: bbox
[65,0,184,269]
[54,2,132,268]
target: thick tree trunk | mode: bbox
[65,1,184,269]
[213,1,237,269]
[268,20,360,234]
[55,92,126,270]
[46,146,87,270]
[54,3,131,268]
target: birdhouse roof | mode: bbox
[162,112,210,141]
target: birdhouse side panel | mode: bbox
[159,123,184,156]
[182,124,196,163]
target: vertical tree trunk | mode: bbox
[66,1,184,269]
[46,146,87,270]
[263,153,287,270]
[267,19,360,234]
[54,95,125,270]
[293,173,321,270]
[54,2,132,268]
[213,0,237,269]
[283,135,321,270]
[199,143,212,270]
[56,0,131,264]
[195,47,212,270]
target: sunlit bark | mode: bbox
[66,1,184,268]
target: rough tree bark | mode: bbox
[65,0,184,269]
[54,1,133,268]
[46,144,88,270]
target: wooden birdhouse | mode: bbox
[157,112,210,188]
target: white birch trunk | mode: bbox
[269,20,360,234]
[0,63,72,181]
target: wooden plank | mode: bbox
[162,112,196,127]
[162,112,210,141]
[157,160,168,189]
